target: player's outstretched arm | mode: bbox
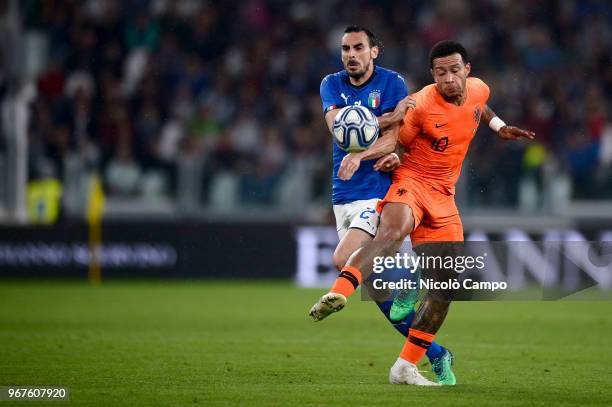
[324,109,341,133]
[482,105,536,141]
[325,95,415,136]
[337,125,399,181]
[345,104,419,179]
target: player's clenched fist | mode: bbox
[385,96,416,124]
[373,153,400,172]
[396,95,417,113]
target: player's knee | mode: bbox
[332,247,347,271]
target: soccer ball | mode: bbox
[332,105,379,153]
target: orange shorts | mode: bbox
[377,178,463,244]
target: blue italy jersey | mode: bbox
[320,65,408,204]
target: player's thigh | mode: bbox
[333,227,373,270]
[411,217,463,245]
[333,199,379,269]
[375,180,426,242]
[412,193,463,245]
[332,204,350,240]
[346,198,379,236]
[375,202,415,242]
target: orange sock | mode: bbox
[330,265,362,298]
[400,329,436,365]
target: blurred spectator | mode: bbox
[564,128,599,199]
[125,12,159,51]
[15,0,612,215]
[105,141,141,196]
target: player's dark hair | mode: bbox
[344,25,380,48]
[429,40,468,68]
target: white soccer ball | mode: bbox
[332,105,379,153]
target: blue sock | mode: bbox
[375,300,445,362]
[426,340,444,361]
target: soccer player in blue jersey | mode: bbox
[308,25,455,385]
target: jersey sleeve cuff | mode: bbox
[324,105,345,114]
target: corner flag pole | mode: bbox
[87,175,105,285]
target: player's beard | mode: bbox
[346,61,370,80]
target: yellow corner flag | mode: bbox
[87,175,105,285]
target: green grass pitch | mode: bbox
[1,280,611,406]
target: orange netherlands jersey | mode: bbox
[396,77,490,195]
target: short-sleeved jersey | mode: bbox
[320,65,408,204]
[395,77,490,195]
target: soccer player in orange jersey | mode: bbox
[329,40,535,385]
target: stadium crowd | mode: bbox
[7,0,612,213]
